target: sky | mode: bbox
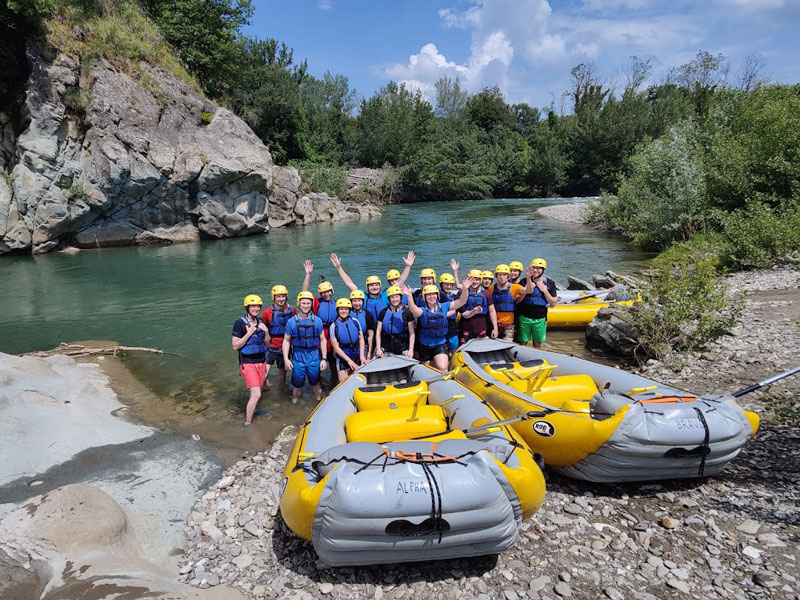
[247,0,799,111]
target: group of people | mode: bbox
[231,252,561,424]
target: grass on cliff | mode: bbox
[43,0,199,91]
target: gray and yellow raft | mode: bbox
[279,355,545,566]
[451,339,759,482]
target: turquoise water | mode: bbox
[0,198,650,432]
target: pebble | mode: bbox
[554,581,572,597]
[319,582,334,594]
[660,516,680,529]
[666,578,690,593]
[736,520,761,535]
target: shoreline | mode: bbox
[536,198,595,224]
[179,265,799,599]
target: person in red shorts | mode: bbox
[232,294,270,425]
[260,284,296,389]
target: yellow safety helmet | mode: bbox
[366,275,382,286]
[271,284,288,299]
[439,273,455,284]
[296,291,314,305]
[349,290,365,300]
[318,281,334,293]
[336,298,352,309]
[243,294,263,307]
[530,258,547,269]
[481,270,494,279]
[509,261,524,271]
[420,268,436,280]
[386,285,402,297]
[422,284,439,297]
[386,269,401,281]
[495,264,511,275]
[468,269,483,279]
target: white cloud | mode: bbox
[715,0,786,10]
[316,0,333,10]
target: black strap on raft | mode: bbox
[693,407,711,477]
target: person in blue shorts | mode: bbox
[329,298,367,380]
[283,291,326,401]
[438,272,460,353]
[403,277,473,371]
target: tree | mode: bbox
[434,76,468,118]
[300,72,356,163]
[570,63,608,118]
[511,103,540,137]
[464,86,514,132]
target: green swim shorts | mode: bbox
[518,315,547,343]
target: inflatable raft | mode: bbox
[548,286,635,328]
[279,355,545,566]
[450,339,759,482]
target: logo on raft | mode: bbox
[532,420,555,437]
[281,476,289,496]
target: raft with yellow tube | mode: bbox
[279,355,546,566]
[547,287,636,328]
[450,339,759,482]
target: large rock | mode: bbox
[586,306,641,357]
[0,44,381,254]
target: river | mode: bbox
[0,198,650,459]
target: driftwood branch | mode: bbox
[24,343,168,358]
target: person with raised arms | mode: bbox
[283,291,326,401]
[329,252,414,319]
[402,277,474,371]
[348,289,375,360]
[438,271,460,354]
[375,286,415,358]
[489,264,523,341]
[457,269,498,343]
[329,298,367,380]
[232,294,271,425]
[516,259,561,348]
[260,284,296,389]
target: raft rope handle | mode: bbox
[625,385,659,395]
[439,394,466,407]
[693,407,711,477]
[406,390,432,422]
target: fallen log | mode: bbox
[24,343,168,358]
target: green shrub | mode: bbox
[630,253,743,361]
[292,161,348,200]
[717,198,800,269]
[589,120,710,250]
[199,111,212,126]
[63,84,88,116]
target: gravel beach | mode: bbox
[180,267,799,600]
[537,199,594,224]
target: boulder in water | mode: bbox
[586,306,640,357]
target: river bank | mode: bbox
[536,198,595,224]
[0,350,242,599]
[178,265,799,599]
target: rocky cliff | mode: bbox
[0,43,379,255]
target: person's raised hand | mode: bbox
[403,251,415,267]
[450,258,460,271]
[330,253,341,268]
[304,259,314,274]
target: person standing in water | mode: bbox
[301,259,338,382]
[375,286,415,358]
[403,278,473,371]
[232,294,271,425]
[260,284,296,389]
[283,291,326,401]
[348,289,375,360]
[516,259,560,348]
[328,252,414,317]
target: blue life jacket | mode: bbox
[381,307,408,339]
[266,304,293,336]
[333,317,361,350]
[492,285,515,312]
[439,288,458,322]
[239,316,267,355]
[520,280,550,307]
[292,316,323,349]
[419,303,448,346]
[352,309,368,334]
[364,294,388,322]
[384,288,409,306]
[462,290,488,314]
[316,298,337,325]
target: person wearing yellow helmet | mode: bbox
[375,285,415,358]
[329,298,367,380]
[438,271,461,353]
[489,265,523,341]
[403,277,474,371]
[283,290,326,400]
[480,270,494,290]
[517,258,560,348]
[458,270,499,343]
[260,284,297,387]
[300,259,338,382]
[232,294,271,425]
[508,261,525,285]
[411,266,438,305]
[348,289,376,359]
